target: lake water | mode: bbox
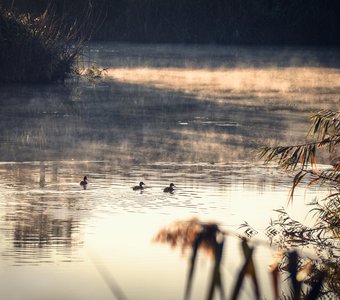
[0,43,339,300]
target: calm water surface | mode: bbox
[0,43,339,300]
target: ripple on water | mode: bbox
[0,160,327,269]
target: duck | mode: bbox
[80,176,88,189]
[163,183,175,193]
[133,181,145,191]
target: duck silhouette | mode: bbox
[163,183,175,193]
[133,181,145,191]
[80,176,88,189]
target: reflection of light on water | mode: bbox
[0,161,329,299]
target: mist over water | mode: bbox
[1,43,339,164]
[0,43,338,299]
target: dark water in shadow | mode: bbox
[0,80,284,163]
[0,43,338,299]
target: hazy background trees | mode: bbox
[2,0,340,45]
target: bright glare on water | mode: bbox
[0,43,338,300]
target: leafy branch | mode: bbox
[259,110,339,172]
[252,110,340,298]
[259,111,339,204]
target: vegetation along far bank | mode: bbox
[2,0,340,45]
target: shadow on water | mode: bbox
[0,82,336,164]
[0,82,284,162]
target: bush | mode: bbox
[0,4,102,83]
[258,110,340,298]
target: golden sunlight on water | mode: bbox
[106,67,340,107]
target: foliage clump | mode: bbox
[155,218,329,299]
[258,110,339,298]
[0,4,100,83]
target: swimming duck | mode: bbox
[133,181,145,191]
[163,183,175,193]
[80,176,88,189]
